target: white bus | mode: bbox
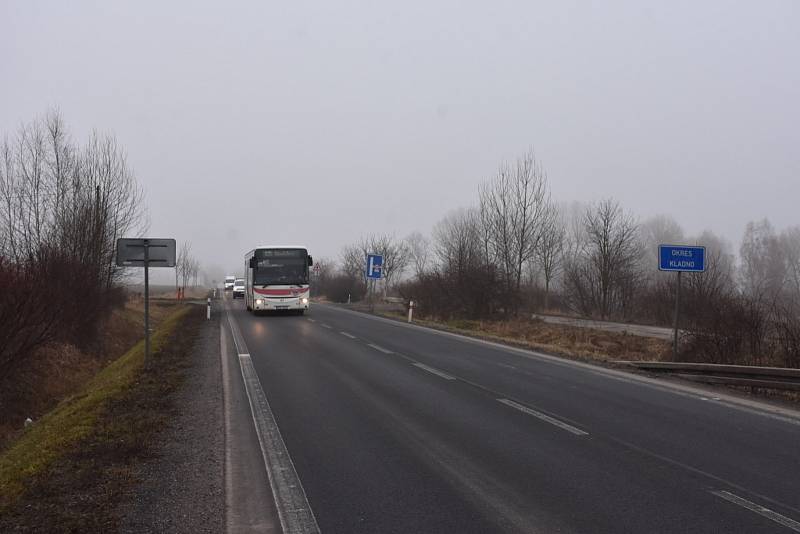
[244,246,313,315]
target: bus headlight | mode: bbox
[301,298,308,304]
[256,299,263,305]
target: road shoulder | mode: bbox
[117,308,225,533]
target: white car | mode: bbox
[224,275,235,291]
[232,278,245,299]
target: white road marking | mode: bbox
[306,318,316,323]
[340,331,357,339]
[219,322,237,534]
[319,304,800,426]
[497,398,588,436]
[321,323,332,329]
[413,362,456,381]
[711,490,800,532]
[496,362,518,370]
[367,343,393,354]
[226,313,320,534]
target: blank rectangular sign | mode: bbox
[116,238,176,267]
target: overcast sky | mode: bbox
[2,1,798,281]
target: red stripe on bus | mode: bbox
[253,288,309,296]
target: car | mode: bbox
[224,275,235,291]
[232,278,245,299]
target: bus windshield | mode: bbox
[253,249,308,286]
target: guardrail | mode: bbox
[614,361,800,391]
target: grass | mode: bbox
[0,304,192,518]
[0,300,179,448]
[378,311,671,364]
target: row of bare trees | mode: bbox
[176,241,201,290]
[316,148,799,367]
[0,110,145,371]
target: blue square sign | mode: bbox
[366,253,383,279]
[659,245,706,272]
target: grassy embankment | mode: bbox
[377,310,670,364]
[0,303,202,531]
[0,301,175,446]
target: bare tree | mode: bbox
[177,241,193,291]
[479,150,550,312]
[339,234,409,298]
[780,226,800,302]
[406,231,431,279]
[639,214,684,276]
[739,218,786,302]
[0,110,146,370]
[564,199,642,320]
[427,207,498,317]
[537,202,565,310]
[433,208,482,276]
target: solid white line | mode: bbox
[220,322,236,534]
[367,343,393,354]
[413,362,456,381]
[711,490,800,532]
[497,398,589,436]
[340,331,357,339]
[226,313,320,534]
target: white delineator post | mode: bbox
[207,297,212,320]
[408,300,414,323]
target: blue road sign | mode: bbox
[366,253,384,279]
[659,245,706,272]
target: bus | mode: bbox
[244,246,313,315]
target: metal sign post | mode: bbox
[117,238,177,360]
[144,242,150,358]
[365,253,383,313]
[658,244,706,359]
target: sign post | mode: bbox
[658,244,706,359]
[117,238,176,360]
[365,253,384,313]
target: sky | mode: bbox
[2,1,798,282]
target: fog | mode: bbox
[2,1,798,283]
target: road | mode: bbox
[220,296,800,533]
[531,313,675,340]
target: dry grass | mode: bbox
[0,300,180,449]
[382,313,670,365]
[126,284,210,300]
[0,305,195,527]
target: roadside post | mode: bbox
[365,253,384,313]
[408,300,414,323]
[658,244,706,359]
[117,238,177,360]
[207,297,212,320]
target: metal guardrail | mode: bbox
[615,361,800,391]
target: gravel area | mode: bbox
[118,313,224,533]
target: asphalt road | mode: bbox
[222,297,800,533]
